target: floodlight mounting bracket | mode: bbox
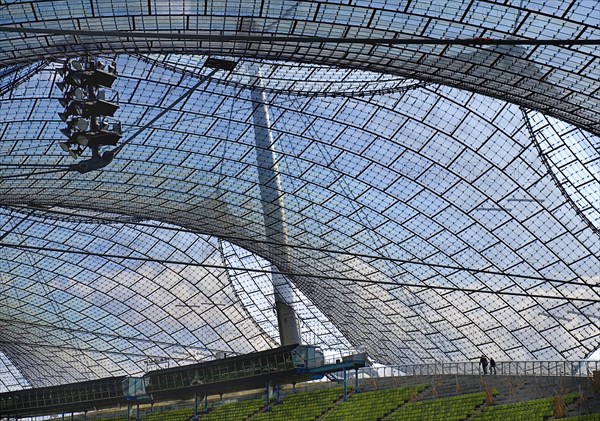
[70,150,114,173]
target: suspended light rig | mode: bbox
[1,56,234,177]
[56,57,122,160]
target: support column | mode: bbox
[193,393,198,418]
[343,368,348,401]
[251,75,301,346]
[265,382,271,412]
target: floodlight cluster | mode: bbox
[56,58,122,159]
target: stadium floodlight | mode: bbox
[59,141,82,158]
[69,146,84,158]
[60,88,87,118]
[77,133,89,145]
[64,73,84,87]
[82,100,119,117]
[72,117,89,131]
[204,57,238,70]
[59,117,89,137]
[86,62,118,88]
[68,58,83,72]
[70,87,85,100]
[57,56,122,159]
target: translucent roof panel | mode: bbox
[0,0,599,390]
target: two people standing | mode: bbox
[479,355,497,375]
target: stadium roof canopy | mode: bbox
[0,0,599,391]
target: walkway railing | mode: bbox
[358,360,600,378]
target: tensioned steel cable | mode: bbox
[0,163,72,168]
[0,318,234,357]
[133,53,429,99]
[110,66,220,157]
[0,26,598,46]
[0,61,48,97]
[0,340,215,363]
[2,204,597,289]
[522,106,600,238]
[0,242,597,302]
[0,167,71,179]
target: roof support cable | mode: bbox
[1,241,597,302]
[2,204,596,290]
[1,26,599,47]
[0,61,48,98]
[521,106,600,239]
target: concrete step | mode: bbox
[563,392,600,418]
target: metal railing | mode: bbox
[360,360,600,378]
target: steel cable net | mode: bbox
[0,0,599,391]
[0,209,278,388]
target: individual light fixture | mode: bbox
[85,99,119,117]
[68,146,85,159]
[59,90,87,119]
[68,58,83,72]
[64,73,83,87]
[72,117,89,131]
[62,102,86,118]
[85,130,121,147]
[80,58,118,88]
[58,87,86,114]
[59,117,90,136]
[70,87,85,100]
[59,141,83,158]
[75,134,89,146]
